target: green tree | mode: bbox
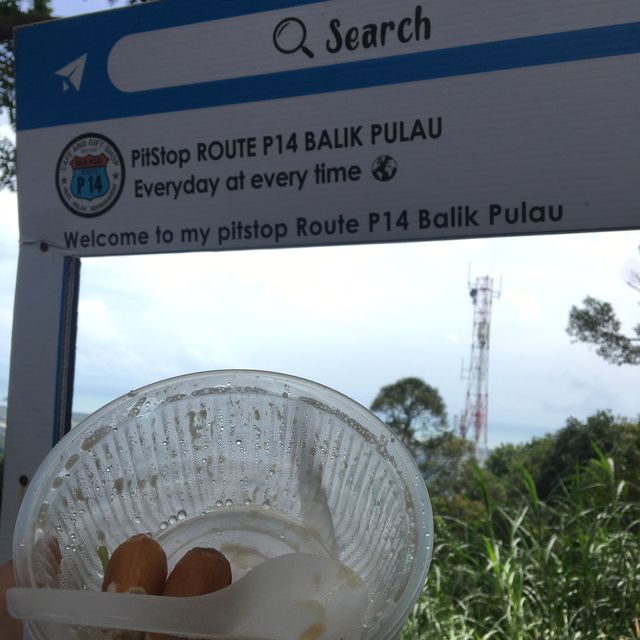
[370,376,459,485]
[421,431,475,494]
[486,411,640,501]
[567,245,640,365]
[371,376,447,451]
[537,411,640,499]
[485,435,554,500]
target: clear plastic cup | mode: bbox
[13,370,433,639]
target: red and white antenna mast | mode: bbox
[460,274,500,450]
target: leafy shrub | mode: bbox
[403,448,640,639]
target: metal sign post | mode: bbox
[2,0,640,559]
[1,248,79,560]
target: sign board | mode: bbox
[14,0,640,255]
[2,0,640,562]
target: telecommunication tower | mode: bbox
[460,275,500,449]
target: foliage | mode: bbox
[402,446,640,639]
[486,411,640,501]
[371,376,456,484]
[486,436,554,500]
[421,431,476,498]
[0,1,52,42]
[568,295,640,365]
[371,376,447,446]
[567,245,640,365]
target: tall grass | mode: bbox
[402,450,640,639]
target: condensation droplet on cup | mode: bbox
[159,521,169,530]
[168,515,177,525]
[262,499,271,510]
[215,500,224,507]
[225,498,233,506]
[244,499,251,506]
[236,439,242,446]
[177,510,187,521]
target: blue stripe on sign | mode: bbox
[17,21,640,131]
[15,0,327,131]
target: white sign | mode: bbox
[15,0,640,256]
[3,0,640,563]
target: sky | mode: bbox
[2,173,638,448]
[1,0,638,449]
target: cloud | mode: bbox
[1,169,639,446]
[539,371,618,415]
[502,288,542,325]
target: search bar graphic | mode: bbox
[107,1,639,94]
[108,9,311,92]
[107,2,438,93]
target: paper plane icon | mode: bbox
[55,54,87,92]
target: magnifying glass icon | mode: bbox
[273,17,315,59]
